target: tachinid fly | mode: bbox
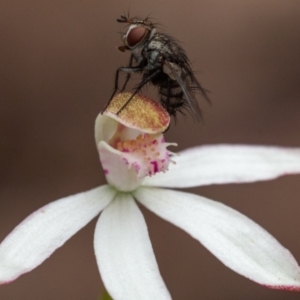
[105,15,210,122]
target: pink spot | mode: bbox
[0,279,14,285]
[282,172,298,176]
[133,162,141,171]
[150,161,159,173]
[103,169,109,174]
[262,284,300,292]
[152,139,158,145]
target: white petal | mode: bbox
[135,187,300,289]
[0,185,116,284]
[142,145,300,187]
[95,113,118,145]
[98,141,143,191]
[94,193,171,300]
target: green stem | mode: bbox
[99,288,113,300]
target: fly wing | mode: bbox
[164,60,203,122]
[188,68,211,105]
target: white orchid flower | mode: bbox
[1,93,300,300]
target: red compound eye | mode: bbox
[126,26,148,48]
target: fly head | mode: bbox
[117,15,155,52]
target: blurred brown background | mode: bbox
[1,0,300,299]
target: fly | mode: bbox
[105,14,210,122]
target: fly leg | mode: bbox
[117,69,161,114]
[102,65,141,113]
[120,54,134,92]
[102,68,122,112]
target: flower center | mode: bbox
[116,133,172,177]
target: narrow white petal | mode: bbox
[94,193,171,300]
[0,185,116,284]
[135,187,300,289]
[142,145,300,187]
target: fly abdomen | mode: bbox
[159,83,186,117]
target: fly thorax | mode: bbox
[148,39,165,51]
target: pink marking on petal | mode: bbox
[103,169,109,174]
[0,276,25,285]
[122,157,129,165]
[133,162,141,171]
[0,268,32,285]
[262,284,300,292]
[150,161,159,173]
[282,172,300,176]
